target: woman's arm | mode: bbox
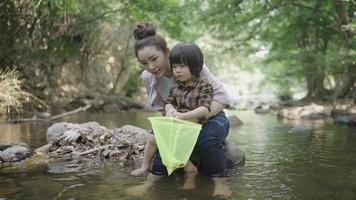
[174,106,209,121]
[200,65,233,110]
[207,101,226,118]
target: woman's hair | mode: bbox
[169,42,204,77]
[133,22,168,57]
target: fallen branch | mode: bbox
[1,104,92,124]
[50,104,92,120]
[1,118,50,124]
[78,144,113,156]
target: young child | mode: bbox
[131,42,213,176]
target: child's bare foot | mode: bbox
[131,167,149,176]
[183,161,197,173]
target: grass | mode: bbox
[0,68,46,116]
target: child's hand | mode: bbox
[166,108,177,117]
[173,112,199,123]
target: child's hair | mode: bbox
[169,42,204,77]
[133,22,168,58]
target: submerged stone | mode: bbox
[0,143,31,163]
[289,125,313,134]
[228,115,244,127]
[335,115,356,127]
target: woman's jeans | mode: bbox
[151,111,230,177]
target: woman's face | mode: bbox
[137,46,170,78]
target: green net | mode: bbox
[148,117,202,175]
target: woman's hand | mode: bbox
[173,111,184,120]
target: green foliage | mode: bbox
[0,0,122,66]
[199,0,355,100]
[126,0,202,41]
[123,67,143,98]
[1,0,355,110]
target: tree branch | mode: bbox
[72,9,121,26]
[289,2,337,17]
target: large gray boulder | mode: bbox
[46,122,74,143]
[46,122,109,144]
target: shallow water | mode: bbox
[1,110,356,199]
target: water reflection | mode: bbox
[0,111,159,149]
[0,122,49,149]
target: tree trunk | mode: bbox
[305,65,329,100]
[332,1,352,41]
[109,35,131,95]
[0,1,17,68]
[332,1,355,101]
[335,64,356,99]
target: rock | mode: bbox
[34,144,52,155]
[288,125,313,134]
[5,122,245,172]
[334,115,356,127]
[273,124,292,132]
[302,113,328,120]
[331,104,356,118]
[269,104,280,111]
[75,121,109,144]
[268,104,281,111]
[278,103,330,120]
[279,100,303,107]
[255,105,272,114]
[331,109,351,118]
[0,143,31,162]
[227,115,244,127]
[0,144,12,151]
[46,122,73,143]
[103,103,121,113]
[61,130,82,144]
[114,125,150,144]
[80,122,108,136]
[46,122,109,144]
[224,140,245,168]
[42,121,149,163]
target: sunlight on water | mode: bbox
[1,110,356,199]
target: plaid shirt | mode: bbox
[166,77,213,123]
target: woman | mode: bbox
[133,23,231,177]
[129,22,232,197]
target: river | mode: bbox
[1,110,356,199]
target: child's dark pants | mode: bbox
[151,111,230,177]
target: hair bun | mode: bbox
[133,22,156,40]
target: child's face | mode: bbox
[171,64,193,82]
